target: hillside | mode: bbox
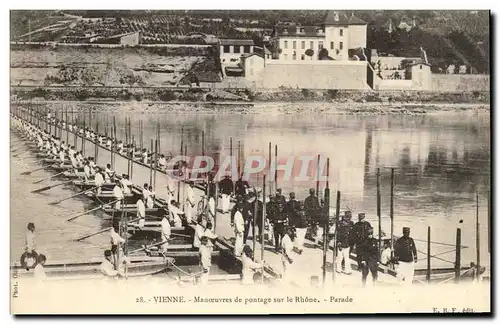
[10,10,490,73]
[10,44,221,87]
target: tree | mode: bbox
[318,48,329,60]
[305,49,314,57]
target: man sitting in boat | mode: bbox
[157,154,167,171]
[135,196,146,230]
[106,137,112,149]
[168,200,184,228]
[100,250,122,278]
[142,183,150,201]
[34,254,47,281]
[105,163,115,183]
[147,185,155,209]
[117,141,124,154]
[193,215,206,250]
[21,222,37,270]
[110,227,126,269]
[199,236,212,285]
[113,180,124,210]
[185,183,195,224]
[160,214,171,256]
[89,157,97,176]
[241,245,264,285]
[120,174,132,195]
[58,148,66,167]
[83,160,91,183]
[141,149,148,164]
[94,167,105,195]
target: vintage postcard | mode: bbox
[9,9,491,314]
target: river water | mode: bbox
[11,101,491,270]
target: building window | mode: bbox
[339,42,343,50]
[234,45,241,54]
[310,41,314,50]
[340,29,343,37]
[223,45,230,53]
[301,54,305,60]
[319,41,323,50]
[330,41,334,50]
[301,41,305,49]
[284,41,288,49]
[293,41,296,49]
[293,53,297,60]
[284,54,288,60]
[243,45,251,53]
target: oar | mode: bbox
[31,180,74,194]
[21,165,52,175]
[13,150,31,158]
[74,217,139,241]
[32,171,67,184]
[49,186,97,205]
[129,240,167,255]
[67,199,119,222]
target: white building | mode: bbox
[241,53,265,81]
[274,11,367,61]
[219,39,255,65]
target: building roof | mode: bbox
[220,39,254,46]
[324,11,366,26]
[276,25,324,38]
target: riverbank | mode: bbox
[11,98,490,116]
[11,86,490,106]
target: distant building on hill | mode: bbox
[272,11,367,61]
[219,38,256,76]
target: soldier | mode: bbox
[304,188,321,242]
[353,213,373,270]
[358,227,379,287]
[219,173,233,213]
[247,192,264,243]
[287,193,304,254]
[271,192,287,253]
[394,227,418,285]
[336,211,354,274]
[234,174,250,198]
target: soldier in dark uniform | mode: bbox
[275,188,286,206]
[287,193,307,254]
[336,211,354,274]
[394,227,418,285]
[246,192,264,243]
[304,188,321,225]
[267,195,285,253]
[206,173,216,200]
[234,174,250,198]
[218,174,234,213]
[352,213,373,270]
[358,227,379,287]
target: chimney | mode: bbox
[296,25,301,34]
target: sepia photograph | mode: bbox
[8,7,491,315]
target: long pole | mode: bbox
[253,188,258,261]
[130,135,134,180]
[316,154,320,197]
[268,142,272,193]
[390,168,395,259]
[476,190,480,280]
[149,139,154,185]
[332,190,340,281]
[238,141,241,176]
[202,130,205,156]
[261,175,266,263]
[322,187,330,285]
[377,168,382,258]
[95,121,99,162]
[214,181,219,232]
[153,139,158,188]
[230,137,233,173]
[426,226,431,283]
[455,228,461,283]
[82,116,85,156]
[274,144,278,188]
[65,107,69,144]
